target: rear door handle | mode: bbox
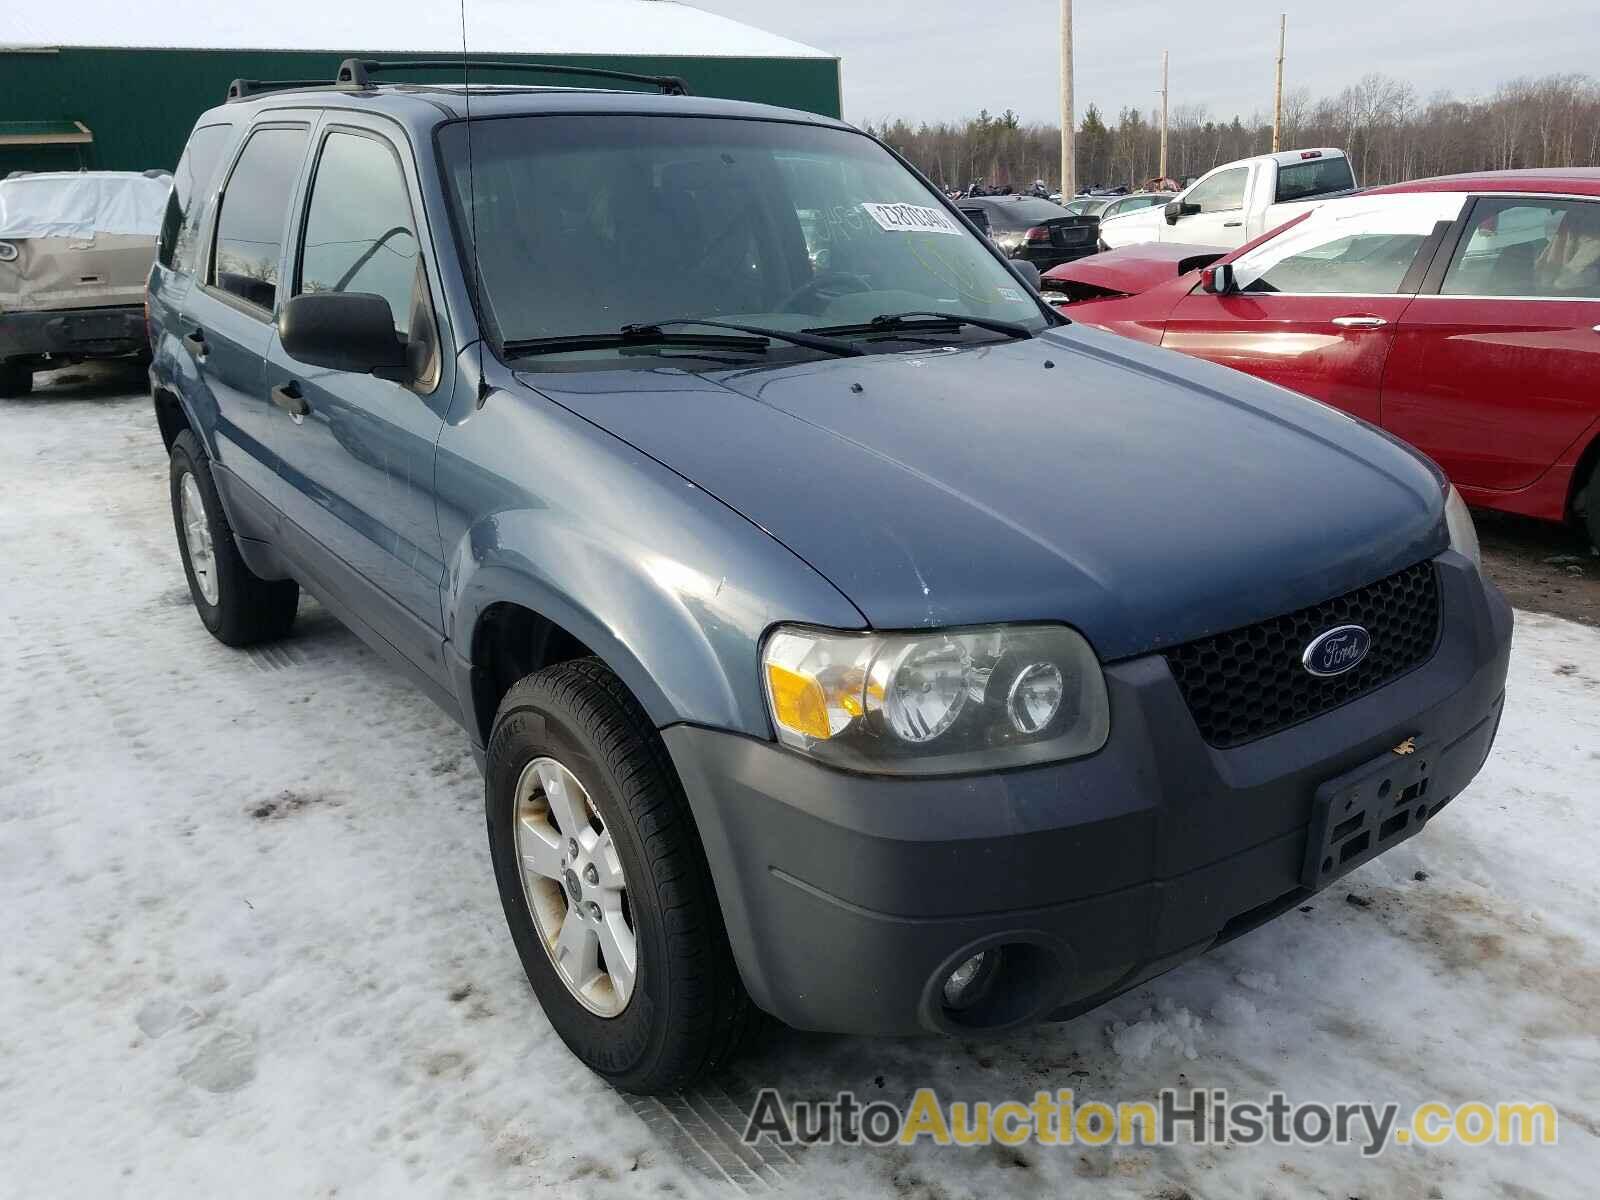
[1223,220,1243,228]
[1331,315,1388,328]
[183,329,209,356]
[270,381,309,421]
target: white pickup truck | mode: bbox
[1097,148,1357,252]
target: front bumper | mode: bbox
[665,555,1511,1036]
[0,304,146,361]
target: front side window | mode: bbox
[1442,198,1600,299]
[210,125,308,311]
[158,124,230,271]
[298,131,422,337]
[439,115,1049,360]
[1186,168,1248,214]
[1231,193,1464,295]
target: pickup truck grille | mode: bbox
[1163,561,1442,748]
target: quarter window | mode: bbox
[1441,198,1600,299]
[210,126,309,311]
[298,131,423,337]
[1185,168,1248,214]
[158,124,230,271]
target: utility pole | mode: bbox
[1159,49,1169,181]
[1060,0,1075,197]
[1271,13,1286,152]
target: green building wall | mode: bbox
[1,47,842,175]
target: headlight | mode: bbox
[761,623,1109,775]
[1444,485,1480,569]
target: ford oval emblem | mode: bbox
[1302,625,1371,677]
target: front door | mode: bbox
[1160,192,1466,422]
[1381,195,1600,493]
[1161,165,1251,247]
[260,122,449,672]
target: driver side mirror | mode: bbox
[279,291,409,380]
[1199,263,1237,295]
[1165,199,1199,225]
[1008,259,1041,292]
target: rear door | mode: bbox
[181,120,312,513]
[1159,193,1465,421]
[260,119,449,668]
[1161,166,1251,247]
[1381,194,1600,493]
[150,123,234,344]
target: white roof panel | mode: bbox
[0,0,832,60]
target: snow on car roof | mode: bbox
[1,0,833,59]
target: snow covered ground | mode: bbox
[2,370,1597,1199]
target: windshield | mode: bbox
[438,115,1049,357]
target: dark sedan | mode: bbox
[957,194,1099,271]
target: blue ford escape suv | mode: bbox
[148,61,1512,1093]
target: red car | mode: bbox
[1043,169,1600,548]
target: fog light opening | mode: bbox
[941,950,1001,1012]
[931,941,1068,1030]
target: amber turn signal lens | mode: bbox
[765,662,832,740]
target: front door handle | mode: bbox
[1331,315,1388,328]
[270,381,309,420]
[1223,220,1243,228]
[183,329,209,356]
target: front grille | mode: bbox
[1163,561,1441,748]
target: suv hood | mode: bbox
[521,328,1446,661]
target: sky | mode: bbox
[692,0,1600,126]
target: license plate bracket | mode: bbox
[1302,738,1433,890]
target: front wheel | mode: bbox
[168,429,299,645]
[486,658,753,1092]
[1584,459,1600,554]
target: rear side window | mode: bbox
[1442,198,1600,299]
[1274,157,1356,204]
[1186,168,1248,213]
[158,124,229,272]
[210,126,308,312]
[297,131,422,337]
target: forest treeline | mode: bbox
[865,73,1600,191]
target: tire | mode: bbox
[0,360,32,399]
[1584,459,1600,554]
[168,429,299,645]
[486,658,753,1093]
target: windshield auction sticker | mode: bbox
[862,202,964,236]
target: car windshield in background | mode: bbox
[1274,156,1357,203]
[438,116,1049,360]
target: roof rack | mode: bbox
[226,77,339,102]
[336,58,690,96]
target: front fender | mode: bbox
[437,387,866,740]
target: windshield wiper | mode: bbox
[627,318,864,357]
[806,310,1034,341]
[503,318,864,361]
[502,328,771,359]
